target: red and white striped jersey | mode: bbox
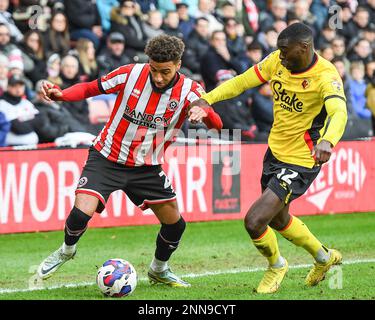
[93,63,204,166]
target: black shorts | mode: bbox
[76,147,176,213]
[261,148,321,204]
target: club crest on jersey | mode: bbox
[78,177,88,188]
[167,99,179,111]
[131,88,141,99]
[331,79,342,92]
[276,70,283,77]
[302,79,310,89]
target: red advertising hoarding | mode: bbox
[1,140,374,234]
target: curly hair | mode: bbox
[144,34,185,63]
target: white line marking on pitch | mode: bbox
[0,258,374,295]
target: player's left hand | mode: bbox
[188,106,208,124]
[312,140,332,165]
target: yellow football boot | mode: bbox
[256,259,288,294]
[305,249,342,286]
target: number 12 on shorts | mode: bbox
[276,168,298,185]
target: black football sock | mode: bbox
[64,206,92,246]
[155,216,186,262]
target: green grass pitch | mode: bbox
[0,212,374,300]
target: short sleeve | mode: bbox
[98,64,133,94]
[186,81,206,104]
[254,50,279,83]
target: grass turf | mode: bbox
[0,212,374,300]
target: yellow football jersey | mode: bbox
[254,50,346,168]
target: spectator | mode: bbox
[251,82,274,139]
[200,30,243,91]
[32,79,86,143]
[46,53,63,87]
[64,0,103,49]
[0,54,8,96]
[339,7,370,43]
[293,0,318,32]
[363,25,375,52]
[332,57,355,118]
[182,17,210,74]
[365,70,375,134]
[259,0,288,32]
[7,49,33,98]
[348,38,373,64]
[331,37,351,72]
[320,44,334,62]
[0,23,18,57]
[162,10,184,38]
[96,0,119,33]
[273,19,287,34]
[44,11,71,58]
[316,22,336,50]
[0,0,23,42]
[20,30,48,86]
[158,0,198,18]
[143,10,164,40]
[196,0,223,34]
[348,61,372,119]
[59,55,100,135]
[365,60,375,84]
[310,0,332,32]
[97,32,130,77]
[75,38,98,82]
[110,0,148,62]
[211,69,257,140]
[244,40,263,69]
[223,17,247,72]
[257,26,278,56]
[216,1,237,23]
[365,0,375,22]
[0,110,10,146]
[137,0,158,14]
[0,74,39,146]
[176,3,195,39]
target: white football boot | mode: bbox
[37,245,76,280]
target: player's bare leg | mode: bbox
[37,194,97,279]
[147,200,190,287]
[270,204,342,287]
[244,188,289,293]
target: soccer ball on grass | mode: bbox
[96,258,137,297]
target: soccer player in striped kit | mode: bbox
[37,35,223,287]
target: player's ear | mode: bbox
[299,41,309,53]
[175,60,182,71]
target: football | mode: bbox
[96,258,137,297]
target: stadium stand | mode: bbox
[0,0,374,147]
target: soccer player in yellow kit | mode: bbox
[188,23,347,293]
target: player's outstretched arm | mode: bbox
[42,80,102,102]
[200,66,266,106]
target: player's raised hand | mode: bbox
[42,81,63,102]
[312,140,332,165]
[188,105,208,124]
[188,98,211,123]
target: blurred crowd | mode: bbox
[0,0,374,147]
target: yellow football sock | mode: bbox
[278,216,324,257]
[252,226,281,266]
